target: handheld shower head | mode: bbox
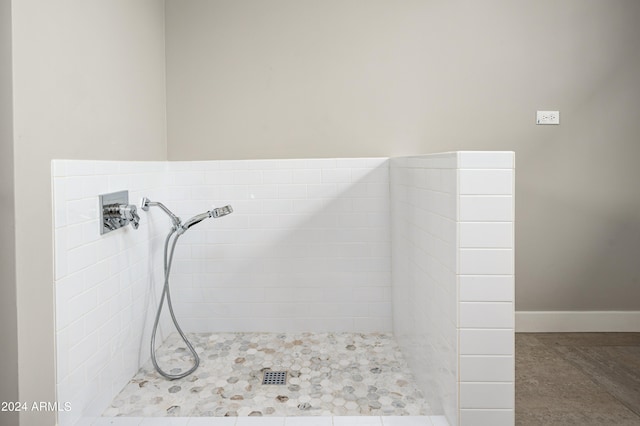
[179,205,234,234]
[211,205,233,218]
[181,211,211,231]
[140,197,233,234]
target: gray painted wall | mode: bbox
[10,1,166,424]
[166,0,640,311]
[5,2,640,424]
[0,1,18,425]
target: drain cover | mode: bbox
[262,370,287,385]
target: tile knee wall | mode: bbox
[391,152,515,426]
[53,152,514,425]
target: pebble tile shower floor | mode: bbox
[104,332,429,418]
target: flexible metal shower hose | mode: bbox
[150,228,200,380]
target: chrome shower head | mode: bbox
[211,205,233,218]
[181,211,211,231]
[140,197,233,234]
[179,205,233,234]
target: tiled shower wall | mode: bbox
[391,152,515,426]
[391,153,459,422]
[53,157,391,425]
[53,153,514,426]
[457,153,515,426]
[164,158,391,332]
[52,160,169,426]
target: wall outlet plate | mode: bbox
[537,110,560,125]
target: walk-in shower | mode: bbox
[141,197,233,380]
[52,152,515,426]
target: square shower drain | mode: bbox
[262,370,287,385]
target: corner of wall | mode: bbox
[0,1,19,425]
[457,151,515,426]
[391,151,515,426]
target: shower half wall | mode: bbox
[52,152,514,426]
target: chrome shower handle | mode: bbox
[100,191,140,235]
[102,202,140,231]
[120,204,140,229]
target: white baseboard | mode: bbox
[515,311,640,332]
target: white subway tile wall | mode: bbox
[459,410,515,426]
[390,153,459,425]
[53,157,392,425]
[390,151,515,426]
[457,152,515,425]
[164,158,391,333]
[54,152,513,426]
[53,160,169,426]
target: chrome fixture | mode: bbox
[140,197,181,228]
[99,190,140,234]
[141,197,233,380]
[140,197,233,235]
[180,205,233,233]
